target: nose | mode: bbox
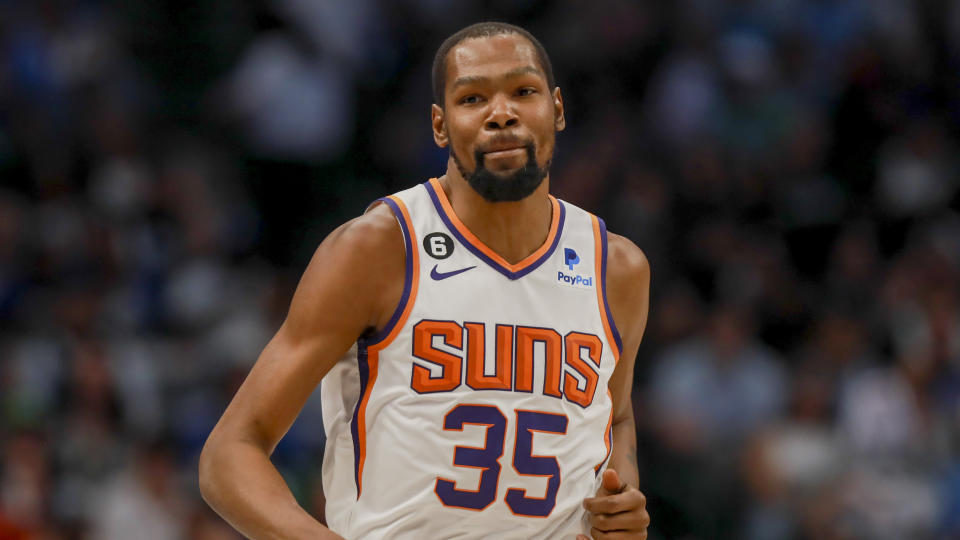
[485,94,518,130]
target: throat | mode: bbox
[436,173,556,266]
[473,212,552,264]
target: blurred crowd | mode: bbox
[1,0,959,539]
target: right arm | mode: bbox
[198,204,405,539]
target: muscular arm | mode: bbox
[198,204,405,539]
[604,233,651,489]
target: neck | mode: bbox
[439,158,553,264]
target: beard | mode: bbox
[451,142,550,202]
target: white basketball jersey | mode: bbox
[321,178,623,539]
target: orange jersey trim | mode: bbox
[591,215,621,362]
[427,178,561,273]
[594,389,614,474]
[355,194,419,496]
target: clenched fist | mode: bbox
[577,468,649,540]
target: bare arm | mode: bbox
[581,232,651,539]
[605,232,650,488]
[198,204,405,540]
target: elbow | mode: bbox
[198,435,223,506]
[612,406,636,430]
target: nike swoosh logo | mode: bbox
[430,264,477,281]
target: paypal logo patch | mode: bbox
[557,271,593,288]
[559,247,592,288]
[564,248,580,270]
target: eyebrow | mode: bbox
[451,65,544,89]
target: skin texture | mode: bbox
[578,233,651,540]
[199,205,403,539]
[199,32,650,540]
[430,33,566,263]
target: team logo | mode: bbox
[423,232,454,259]
[558,247,592,288]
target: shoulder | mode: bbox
[605,231,650,300]
[602,231,650,352]
[301,200,407,283]
[320,201,405,259]
[287,200,407,335]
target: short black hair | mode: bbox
[431,22,556,107]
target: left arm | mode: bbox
[581,232,651,539]
[606,232,650,488]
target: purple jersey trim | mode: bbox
[350,196,415,497]
[423,180,565,280]
[364,197,415,344]
[594,422,615,476]
[351,343,370,497]
[597,217,623,354]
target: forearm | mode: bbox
[199,438,343,540]
[608,415,639,488]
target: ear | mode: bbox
[432,104,448,147]
[553,87,566,132]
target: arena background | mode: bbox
[1,1,959,538]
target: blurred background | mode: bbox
[1,0,959,538]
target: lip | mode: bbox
[483,147,526,158]
[481,139,527,153]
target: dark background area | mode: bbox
[1,0,959,538]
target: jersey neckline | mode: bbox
[424,178,565,281]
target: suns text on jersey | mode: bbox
[408,319,602,408]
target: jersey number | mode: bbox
[435,404,568,517]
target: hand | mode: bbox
[577,468,649,540]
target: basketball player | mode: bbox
[199,22,651,539]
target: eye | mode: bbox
[517,87,537,97]
[459,94,483,105]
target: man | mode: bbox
[199,22,651,539]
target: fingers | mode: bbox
[583,488,647,515]
[600,468,623,495]
[587,527,648,540]
[584,482,650,539]
[587,505,651,532]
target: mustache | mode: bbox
[477,135,534,153]
[474,142,536,166]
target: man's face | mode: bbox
[432,34,565,202]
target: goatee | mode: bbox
[452,143,550,202]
